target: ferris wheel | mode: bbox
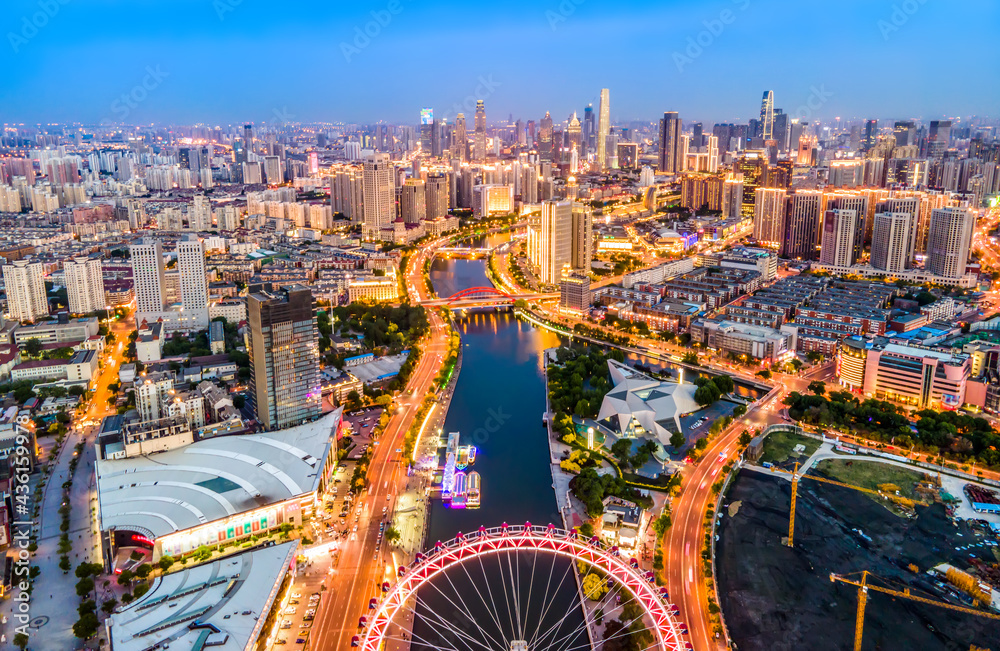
[352,522,689,651]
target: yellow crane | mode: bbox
[830,571,1000,651]
[771,463,921,548]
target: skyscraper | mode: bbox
[819,209,858,267]
[2,259,47,323]
[539,112,554,161]
[571,203,593,270]
[64,255,105,314]
[870,212,912,273]
[400,178,427,223]
[925,206,974,278]
[420,108,434,153]
[531,200,573,284]
[454,114,468,162]
[473,101,487,162]
[583,105,595,153]
[927,120,952,158]
[759,90,774,140]
[658,112,682,174]
[753,187,787,246]
[893,120,916,147]
[862,119,878,152]
[247,284,321,431]
[362,152,395,239]
[597,88,611,170]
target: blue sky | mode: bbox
[2,0,997,127]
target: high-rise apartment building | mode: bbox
[819,209,858,267]
[362,153,396,239]
[597,88,611,169]
[131,239,167,320]
[2,259,48,323]
[177,235,208,325]
[658,112,682,174]
[925,206,974,279]
[735,152,767,217]
[826,193,870,265]
[247,284,321,431]
[753,187,787,246]
[332,168,364,222]
[64,255,105,314]
[870,212,912,273]
[780,191,823,260]
[571,203,593,270]
[425,174,449,219]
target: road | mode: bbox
[663,362,835,651]
[311,232,452,650]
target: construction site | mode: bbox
[717,434,1000,651]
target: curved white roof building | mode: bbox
[597,360,699,445]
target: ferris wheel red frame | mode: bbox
[360,522,687,651]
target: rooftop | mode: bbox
[96,409,341,540]
[109,541,298,651]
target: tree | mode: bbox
[694,383,720,406]
[713,374,734,394]
[670,431,686,450]
[733,404,747,417]
[76,577,95,598]
[136,563,152,579]
[582,573,608,600]
[682,352,699,366]
[159,555,175,572]
[806,351,824,364]
[117,569,134,586]
[756,369,772,380]
[384,526,401,544]
[738,431,753,447]
[808,381,827,395]
[24,337,43,357]
[232,394,245,409]
[102,598,118,614]
[13,632,29,650]
[610,439,632,465]
[73,612,99,639]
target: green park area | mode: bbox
[758,430,820,466]
[811,458,929,502]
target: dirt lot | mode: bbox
[717,471,1000,651]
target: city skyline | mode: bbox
[3,0,999,126]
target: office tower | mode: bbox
[2,259,47,323]
[925,206,974,278]
[780,191,823,260]
[362,153,395,239]
[870,212,912,273]
[247,284,321,431]
[721,175,744,219]
[419,108,434,153]
[819,209,858,267]
[894,120,916,147]
[423,174,449,219]
[400,178,427,223]
[571,203,593,270]
[559,272,591,312]
[759,91,774,140]
[658,112,682,174]
[473,101,487,162]
[177,234,209,328]
[243,124,255,154]
[243,161,263,184]
[583,105,595,153]
[772,110,789,152]
[453,114,468,161]
[521,164,539,204]
[597,88,611,169]
[539,112,554,161]
[862,119,878,152]
[735,152,767,216]
[567,114,583,157]
[131,239,167,323]
[616,142,639,170]
[530,200,573,284]
[64,255,105,314]
[927,120,951,158]
[692,122,704,148]
[753,187,787,246]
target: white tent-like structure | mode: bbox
[597,359,700,445]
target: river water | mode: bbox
[407,256,589,650]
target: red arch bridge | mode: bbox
[422,287,557,307]
[354,522,689,650]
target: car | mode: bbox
[296,638,307,644]
[289,599,300,605]
[284,606,297,614]
[717,452,727,463]
[353,525,358,532]
[291,592,302,599]
[275,638,287,645]
[280,621,292,629]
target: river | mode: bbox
[407,256,589,650]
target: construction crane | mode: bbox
[830,571,1000,651]
[771,462,922,547]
